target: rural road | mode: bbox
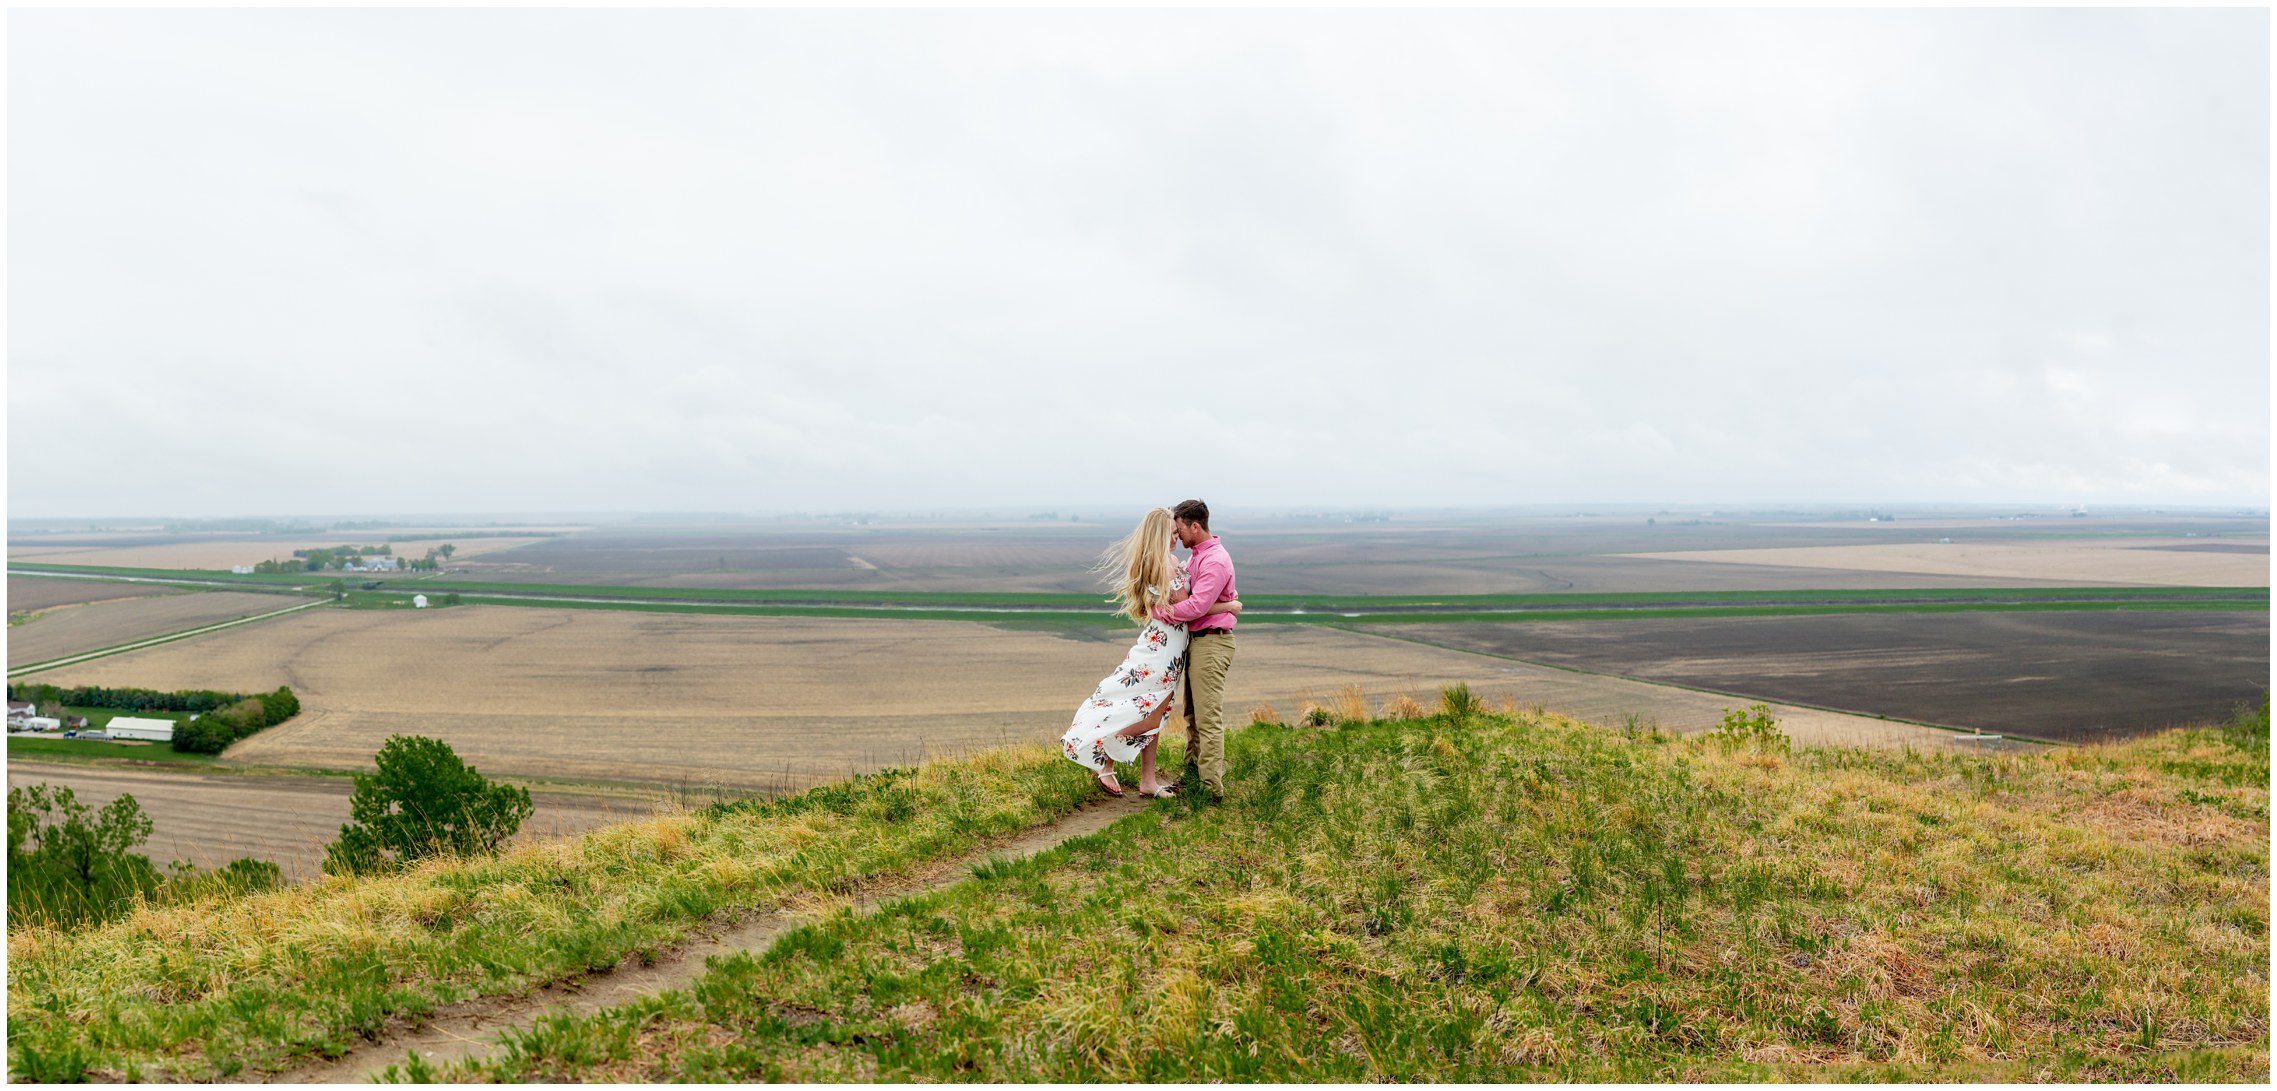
[275,792,1152,1083]
[4,762,657,881]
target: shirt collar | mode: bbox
[1190,535,1220,557]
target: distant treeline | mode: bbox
[6,683,301,754]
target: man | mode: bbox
[1154,498,1236,802]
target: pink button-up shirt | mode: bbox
[1155,536,1237,633]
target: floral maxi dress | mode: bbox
[1061,573,1189,775]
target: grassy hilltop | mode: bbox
[7,697,2269,1082]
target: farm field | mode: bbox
[430,510,2269,595]
[10,607,1955,794]
[5,591,301,669]
[3,762,649,881]
[6,535,551,571]
[1381,610,2272,743]
[1624,538,2268,587]
[6,575,174,613]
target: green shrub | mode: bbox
[1708,703,1790,755]
[1440,683,1481,721]
[2221,692,2270,763]
[323,735,533,876]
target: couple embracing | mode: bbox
[1060,499,1238,802]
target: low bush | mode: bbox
[1708,702,1790,755]
[1439,682,1481,721]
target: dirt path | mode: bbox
[271,792,1149,1083]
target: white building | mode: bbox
[107,717,176,742]
[412,594,429,608]
[6,700,33,725]
[231,565,255,574]
[23,716,61,732]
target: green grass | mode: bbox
[6,736,216,767]
[4,745,1100,1081]
[428,712,2267,1083]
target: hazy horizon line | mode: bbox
[8,499,2270,528]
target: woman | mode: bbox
[1061,506,1242,797]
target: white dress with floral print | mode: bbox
[1061,571,1189,775]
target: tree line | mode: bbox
[253,543,457,573]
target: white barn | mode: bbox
[413,594,429,608]
[107,717,176,742]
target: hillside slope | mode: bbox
[9,701,2269,1082]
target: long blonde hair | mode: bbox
[1097,507,1180,622]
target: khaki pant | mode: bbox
[1179,630,1236,798]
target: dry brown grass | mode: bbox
[1622,539,2268,587]
[7,592,300,668]
[1331,684,1371,724]
[1382,693,1427,719]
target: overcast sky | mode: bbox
[9,8,2269,517]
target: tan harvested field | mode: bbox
[12,607,1954,793]
[7,576,175,613]
[9,536,551,570]
[1625,538,2269,587]
[3,762,651,882]
[7,592,303,668]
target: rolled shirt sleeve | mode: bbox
[1156,547,1229,625]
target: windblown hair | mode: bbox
[1097,507,1181,623]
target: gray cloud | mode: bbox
[9,8,2267,516]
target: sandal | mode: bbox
[1096,775,1125,797]
[1142,784,1179,799]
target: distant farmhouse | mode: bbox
[231,565,255,574]
[6,700,33,726]
[344,555,400,573]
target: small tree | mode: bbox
[438,544,456,561]
[323,735,532,876]
[7,784,162,929]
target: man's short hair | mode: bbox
[1172,499,1209,530]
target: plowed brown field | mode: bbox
[7,576,174,613]
[12,607,1947,792]
[7,592,304,668]
[1624,539,2268,586]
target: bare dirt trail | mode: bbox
[271,792,1150,1083]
